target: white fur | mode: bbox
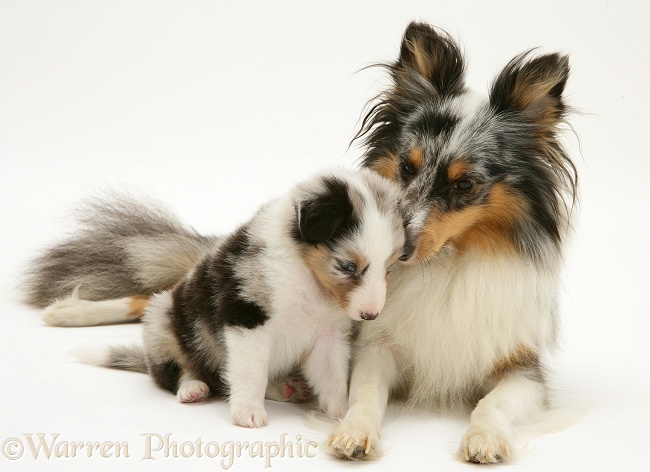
[328,247,560,459]
[43,292,135,327]
[70,345,111,366]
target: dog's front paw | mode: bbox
[460,427,512,464]
[231,405,268,428]
[327,421,380,460]
[176,380,210,403]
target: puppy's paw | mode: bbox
[231,405,268,428]
[460,427,512,464]
[177,380,210,403]
[266,375,312,403]
[327,421,380,460]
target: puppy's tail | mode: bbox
[21,193,220,309]
[72,344,148,373]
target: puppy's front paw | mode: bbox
[177,380,210,403]
[231,405,268,428]
[460,427,512,464]
[327,421,380,460]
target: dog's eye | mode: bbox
[453,179,473,191]
[400,162,416,178]
[338,261,356,274]
[386,263,396,275]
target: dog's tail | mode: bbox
[22,193,220,310]
[73,344,148,373]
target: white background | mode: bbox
[1,1,649,471]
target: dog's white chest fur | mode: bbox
[362,249,560,409]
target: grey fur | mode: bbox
[107,344,148,373]
[22,194,220,307]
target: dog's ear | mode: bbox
[397,22,466,96]
[490,52,570,128]
[297,178,355,245]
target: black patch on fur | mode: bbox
[163,224,268,397]
[412,111,459,138]
[149,360,181,394]
[295,177,359,246]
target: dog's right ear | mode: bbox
[296,177,355,245]
[397,22,466,97]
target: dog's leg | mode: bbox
[223,328,270,428]
[460,371,546,464]
[302,328,351,419]
[42,292,149,326]
[176,371,211,403]
[327,343,398,459]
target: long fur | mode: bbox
[22,194,220,308]
[35,168,406,429]
[326,22,577,463]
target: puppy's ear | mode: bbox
[397,21,466,96]
[490,52,570,128]
[297,178,355,245]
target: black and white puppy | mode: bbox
[71,168,405,427]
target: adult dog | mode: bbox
[326,22,576,463]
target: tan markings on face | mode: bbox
[416,183,527,259]
[127,295,150,319]
[408,146,425,173]
[371,154,399,182]
[300,246,367,310]
[489,344,539,379]
[447,161,470,182]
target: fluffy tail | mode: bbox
[73,344,148,373]
[22,193,220,308]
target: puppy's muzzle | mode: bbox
[360,312,379,321]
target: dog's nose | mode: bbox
[360,312,379,320]
[399,239,415,261]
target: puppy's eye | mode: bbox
[400,162,416,178]
[386,263,396,275]
[338,261,356,274]
[453,179,473,191]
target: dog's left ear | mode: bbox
[490,52,569,128]
[297,178,355,245]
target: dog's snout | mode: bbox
[360,312,379,321]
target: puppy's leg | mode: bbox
[302,328,351,419]
[176,371,210,403]
[223,328,271,428]
[327,343,398,459]
[460,371,546,464]
[43,292,149,326]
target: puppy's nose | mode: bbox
[360,312,379,321]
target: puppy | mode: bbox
[326,22,577,463]
[40,168,406,427]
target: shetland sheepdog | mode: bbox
[23,21,577,463]
[24,168,406,428]
[325,22,577,463]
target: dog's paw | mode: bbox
[231,405,268,428]
[176,380,210,403]
[266,375,312,403]
[460,427,512,464]
[327,421,380,460]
